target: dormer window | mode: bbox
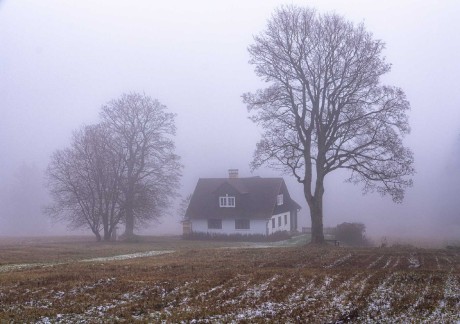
[277,194,283,205]
[219,194,235,207]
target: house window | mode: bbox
[219,194,235,207]
[277,194,283,205]
[235,219,250,230]
[208,219,222,229]
[284,214,287,225]
[272,218,275,229]
[278,216,281,227]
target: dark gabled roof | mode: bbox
[185,177,301,220]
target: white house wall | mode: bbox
[268,212,291,235]
[192,219,267,235]
[191,212,292,236]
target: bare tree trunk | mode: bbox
[93,230,102,242]
[123,163,136,239]
[309,199,325,244]
[123,192,135,239]
[103,223,112,241]
[102,212,110,241]
[124,209,134,238]
[305,179,325,244]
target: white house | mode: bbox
[183,170,300,236]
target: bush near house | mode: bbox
[335,222,369,246]
[183,231,291,242]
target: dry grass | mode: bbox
[0,235,252,265]
[0,236,459,322]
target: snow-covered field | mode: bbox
[0,242,459,322]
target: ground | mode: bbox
[0,235,459,322]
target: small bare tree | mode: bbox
[101,92,182,239]
[45,125,124,241]
[244,6,414,244]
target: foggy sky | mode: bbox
[1,0,460,241]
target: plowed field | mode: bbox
[0,237,459,322]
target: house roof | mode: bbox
[185,177,301,220]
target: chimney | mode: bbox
[228,169,239,179]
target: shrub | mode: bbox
[183,231,291,242]
[335,222,368,246]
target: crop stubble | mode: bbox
[0,238,459,322]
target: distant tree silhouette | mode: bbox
[46,93,182,241]
[100,93,181,239]
[46,125,124,241]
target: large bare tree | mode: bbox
[46,125,125,241]
[243,6,414,244]
[101,92,181,239]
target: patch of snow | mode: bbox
[82,250,174,262]
[435,256,441,270]
[0,250,174,273]
[221,275,279,307]
[52,290,65,299]
[24,299,53,309]
[69,277,116,295]
[366,255,384,269]
[325,253,352,269]
[443,256,453,264]
[444,272,460,301]
[288,276,317,304]
[0,262,63,273]
[383,256,393,269]
[408,253,421,268]
[196,284,225,302]
[363,272,397,321]
[240,275,279,299]
[414,276,433,306]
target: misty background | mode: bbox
[1,0,459,241]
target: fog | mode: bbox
[1,0,459,243]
